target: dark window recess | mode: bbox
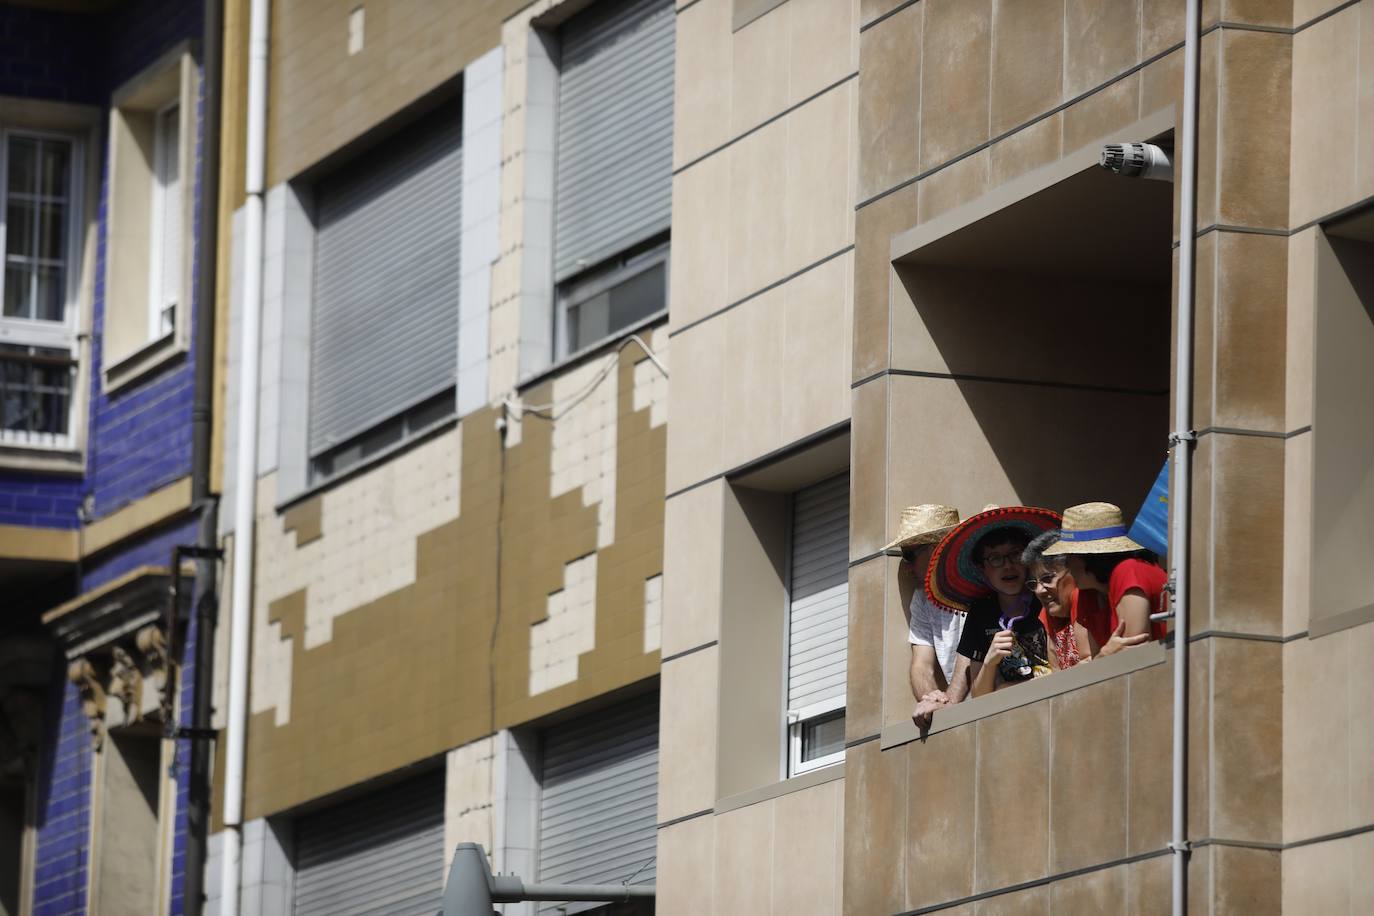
[800,708,845,764]
[311,386,453,482]
[0,344,73,435]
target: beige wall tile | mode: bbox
[883,556,916,729]
[1127,660,1172,855]
[670,152,733,331]
[662,481,725,656]
[1049,864,1128,913]
[1359,0,1374,202]
[789,0,858,107]
[656,815,717,916]
[721,288,785,469]
[714,801,775,916]
[1208,434,1285,635]
[1222,0,1291,26]
[781,251,853,443]
[846,559,886,742]
[1217,30,1291,229]
[857,1,922,202]
[785,81,856,271]
[1281,434,1312,637]
[1064,0,1140,98]
[989,0,1064,136]
[1062,74,1141,155]
[658,648,721,821]
[1197,30,1220,231]
[906,726,976,910]
[1050,678,1128,872]
[973,883,1049,915]
[1211,846,1280,914]
[1141,0,1184,60]
[731,2,790,135]
[1191,232,1218,434]
[1352,832,1374,912]
[852,184,918,382]
[1281,840,1350,914]
[1295,0,1356,24]
[850,377,889,560]
[664,317,725,493]
[975,703,1050,892]
[727,119,789,303]
[1290,6,1359,226]
[1348,621,1374,827]
[1126,854,1172,916]
[771,781,842,916]
[842,740,906,914]
[674,0,734,169]
[916,149,990,224]
[1285,229,1316,431]
[1282,633,1349,842]
[1210,639,1282,841]
[1212,232,1287,432]
[919,0,992,170]
[1140,47,1184,119]
[861,0,906,28]
[988,114,1062,188]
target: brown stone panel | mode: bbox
[282,496,323,547]
[1217,30,1291,231]
[905,726,976,911]
[266,0,529,185]
[1207,434,1285,636]
[1064,0,1140,99]
[1126,658,1172,856]
[989,0,1063,137]
[853,183,918,383]
[845,559,885,742]
[842,740,906,915]
[919,0,991,172]
[974,702,1051,893]
[1049,677,1128,873]
[1212,845,1281,914]
[1209,638,1281,842]
[857,1,922,202]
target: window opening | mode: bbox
[556,238,667,359]
[147,102,181,340]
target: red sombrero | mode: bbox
[924,506,1063,613]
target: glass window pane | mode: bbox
[0,347,71,435]
[35,265,64,322]
[607,262,665,333]
[568,289,610,354]
[4,265,31,318]
[39,201,66,261]
[40,139,70,199]
[7,137,37,194]
[800,710,845,763]
[6,200,35,259]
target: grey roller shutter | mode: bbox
[309,108,462,456]
[538,691,658,915]
[554,0,674,282]
[787,473,850,714]
[292,769,445,916]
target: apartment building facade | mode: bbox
[70,0,1365,914]
[0,1,222,914]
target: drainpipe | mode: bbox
[1170,0,1202,913]
[220,0,270,910]
[183,0,224,912]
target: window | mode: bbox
[308,105,463,482]
[103,47,195,388]
[537,692,658,913]
[552,0,674,358]
[785,473,849,775]
[0,131,81,449]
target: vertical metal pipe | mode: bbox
[1171,0,1202,913]
[219,0,269,910]
[184,0,224,911]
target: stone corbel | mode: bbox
[136,625,171,720]
[67,658,106,749]
[108,647,142,727]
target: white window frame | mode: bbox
[554,239,669,362]
[0,126,86,451]
[787,695,846,776]
[147,99,181,342]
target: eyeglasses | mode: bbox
[1027,568,1068,591]
[980,551,1024,569]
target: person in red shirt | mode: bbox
[1022,529,1148,668]
[1042,502,1170,643]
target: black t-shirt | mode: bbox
[956,594,1051,683]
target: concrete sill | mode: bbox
[880,639,1168,750]
[714,761,845,816]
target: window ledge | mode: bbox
[103,330,185,393]
[880,639,1169,751]
[713,760,845,816]
[0,446,84,475]
[515,310,668,396]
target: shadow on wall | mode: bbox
[893,164,1174,514]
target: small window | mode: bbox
[0,131,81,449]
[785,473,849,775]
[147,102,181,340]
[556,239,667,358]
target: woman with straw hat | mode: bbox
[1042,502,1169,642]
[885,505,963,728]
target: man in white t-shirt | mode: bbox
[886,504,968,729]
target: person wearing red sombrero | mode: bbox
[926,505,1062,698]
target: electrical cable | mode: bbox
[504,332,667,422]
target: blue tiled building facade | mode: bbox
[0,2,210,914]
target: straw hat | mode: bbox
[882,504,961,552]
[1041,502,1145,556]
[924,506,1062,613]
